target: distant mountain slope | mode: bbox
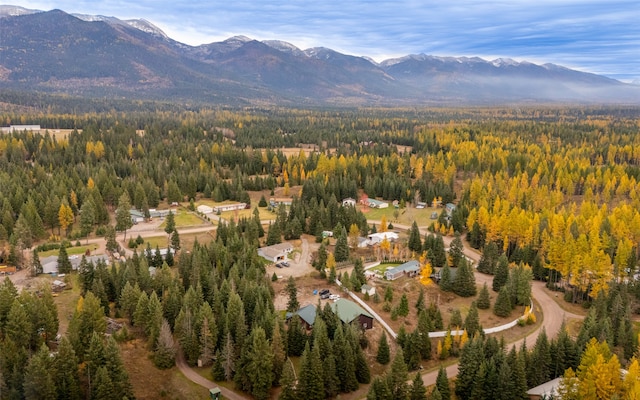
[0,7,637,105]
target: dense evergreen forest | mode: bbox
[1,105,640,399]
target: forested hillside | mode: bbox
[1,106,640,399]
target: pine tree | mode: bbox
[408,221,422,252]
[286,276,299,312]
[477,241,499,274]
[430,386,443,400]
[171,229,181,250]
[242,327,274,400]
[387,348,409,399]
[492,255,509,292]
[154,319,176,369]
[297,342,324,400]
[527,329,552,388]
[448,233,464,267]
[464,302,481,337]
[104,336,134,400]
[398,293,410,317]
[415,287,425,312]
[279,359,297,400]
[493,286,512,318]
[57,244,72,274]
[453,258,476,297]
[334,227,350,262]
[53,337,81,400]
[354,343,371,384]
[455,337,484,400]
[271,320,286,384]
[377,331,391,364]
[477,283,491,309]
[79,199,95,238]
[115,192,133,240]
[266,222,282,245]
[92,366,113,400]
[23,344,56,400]
[410,371,427,400]
[440,264,452,292]
[436,365,451,400]
[164,210,176,234]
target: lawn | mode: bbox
[134,232,215,251]
[159,210,207,228]
[39,244,100,258]
[359,204,440,227]
[368,262,403,275]
[52,273,81,336]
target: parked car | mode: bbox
[275,263,283,268]
[329,294,340,301]
[319,289,330,299]
[282,261,290,267]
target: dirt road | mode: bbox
[418,242,584,386]
[175,350,249,400]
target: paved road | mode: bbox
[175,349,249,400]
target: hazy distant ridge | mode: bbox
[0,6,637,105]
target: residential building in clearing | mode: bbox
[196,204,213,214]
[41,254,110,275]
[129,209,145,224]
[367,231,399,246]
[0,125,41,133]
[257,242,293,263]
[366,198,389,209]
[384,260,421,280]
[342,197,357,207]
[212,202,247,213]
[330,298,374,330]
[285,303,317,330]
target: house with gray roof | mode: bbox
[257,242,293,263]
[384,260,421,281]
[285,303,317,330]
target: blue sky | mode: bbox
[11,0,640,81]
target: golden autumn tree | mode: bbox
[58,203,74,236]
[419,251,433,286]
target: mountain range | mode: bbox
[0,6,638,106]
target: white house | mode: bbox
[366,232,399,246]
[212,203,247,213]
[367,199,389,209]
[196,204,213,214]
[342,198,356,207]
[257,243,294,263]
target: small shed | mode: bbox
[361,284,376,297]
[209,388,222,400]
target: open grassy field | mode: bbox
[159,210,207,228]
[38,243,100,258]
[197,199,276,221]
[359,204,440,227]
[135,231,215,251]
[51,273,81,336]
